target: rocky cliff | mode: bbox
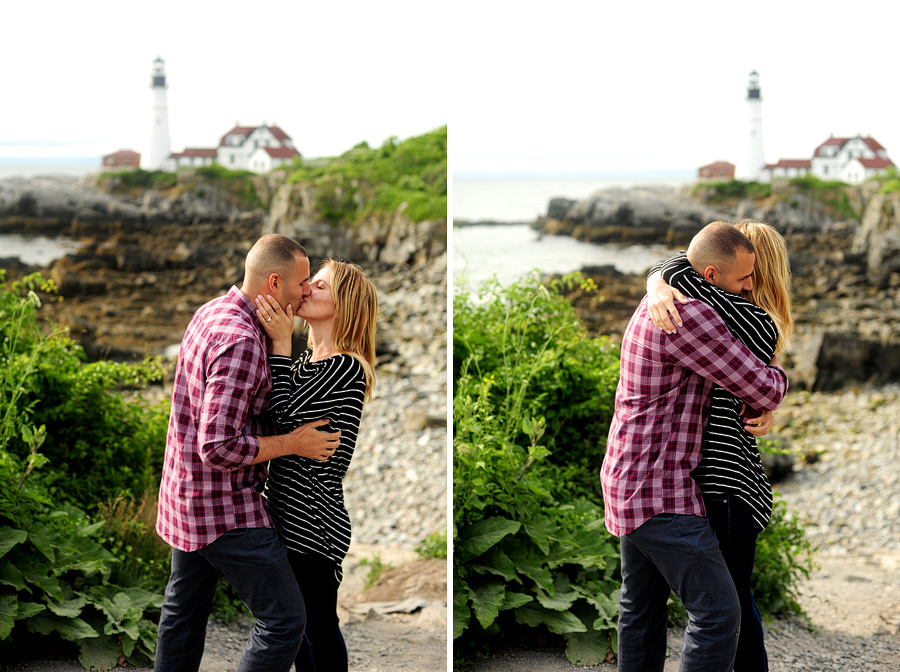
[537,181,900,391]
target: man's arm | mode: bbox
[251,419,341,464]
[666,301,788,411]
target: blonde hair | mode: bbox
[315,259,378,402]
[735,220,794,355]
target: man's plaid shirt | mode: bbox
[601,296,788,537]
[156,287,274,551]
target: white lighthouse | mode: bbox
[741,70,766,182]
[146,57,171,170]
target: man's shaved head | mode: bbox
[244,234,308,283]
[687,221,755,274]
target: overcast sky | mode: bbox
[2,1,446,162]
[452,0,900,176]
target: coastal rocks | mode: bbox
[535,186,731,247]
[263,180,447,266]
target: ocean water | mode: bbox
[0,234,80,266]
[451,174,688,287]
[0,160,98,180]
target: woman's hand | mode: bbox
[255,294,293,357]
[647,271,688,334]
[741,406,775,436]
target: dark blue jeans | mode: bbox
[154,527,306,672]
[704,493,768,672]
[288,550,347,672]
[618,513,740,672]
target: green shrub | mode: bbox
[416,531,448,559]
[0,272,164,667]
[454,273,622,665]
[693,180,771,201]
[287,126,446,224]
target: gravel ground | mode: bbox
[461,385,900,671]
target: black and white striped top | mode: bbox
[262,351,366,582]
[651,252,780,529]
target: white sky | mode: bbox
[452,0,900,176]
[2,1,446,162]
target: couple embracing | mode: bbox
[602,220,794,671]
[154,234,377,671]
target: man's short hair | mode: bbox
[245,234,308,279]
[687,221,755,273]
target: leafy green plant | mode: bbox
[287,126,447,224]
[415,531,448,559]
[359,554,391,590]
[0,272,165,668]
[693,180,771,202]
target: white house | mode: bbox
[164,123,300,174]
[760,134,893,185]
[760,159,811,181]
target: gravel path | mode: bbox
[461,385,900,671]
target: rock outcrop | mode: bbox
[537,183,900,391]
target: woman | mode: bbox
[254,258,378,672]
[646,220,793,672]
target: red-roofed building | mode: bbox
[697,162,735,180]
[164,122,300,174]
[102,150,141,170]
[760,134,892,185]
[760,159,811,181]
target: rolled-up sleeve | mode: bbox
[197,336,264,469]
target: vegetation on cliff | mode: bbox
[693,176,858,221]
[284,125,447,224]
[453,274,816,665]
[0,272,170,667]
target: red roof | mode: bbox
[103,150,140,159]
[266,125,290,141]
[814,136,850,156]
[262,147,300,158]
[177,148,218,157]
[861,136,886,153]
[764,159,811,169]
[856,157,895,169]
[698,161,734,170]
[219,125,257,146]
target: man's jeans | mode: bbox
[617,513,740,672]
[155,527,306,672]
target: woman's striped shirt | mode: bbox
[262,351,366,582]
[651,251,780,529]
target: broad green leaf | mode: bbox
[457,517,521,563]
[514,605,586,635]
[0,594,17,640]
[121,633,136,657]
[468,581,506,629]
[77,634,119,671]
[523,516,554,555]
[0,561,27,591]
[26,614,99,641]
[0,528,27,559]
[27,526,56,564]
[75,520,107,538]
[500,590,532,610]
[22,564,63,601]
[46,595,88,619]
[15,602,45,621]
[55,536,115,575]
[468,547,519,582]
[535,574,579,611]
[452,586,471,639]
[507,549,554,592]
[565,629,610,666]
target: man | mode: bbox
[600,222,789,672]
[155,234,340,672]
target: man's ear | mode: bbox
[702,265,717,284]
[267,272,280,295]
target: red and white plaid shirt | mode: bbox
[156,287,274,551]
[601,296,788,537]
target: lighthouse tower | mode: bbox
[146,57,171,170]
[741,70,766,181]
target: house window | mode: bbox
[824,166,828,174]
[230,155,235,164]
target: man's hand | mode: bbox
[741,406,775,437]
[285,419,341,461]
[253,419,341,464]
[647,271,688,334]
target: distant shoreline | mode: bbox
[453,219,532,228]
